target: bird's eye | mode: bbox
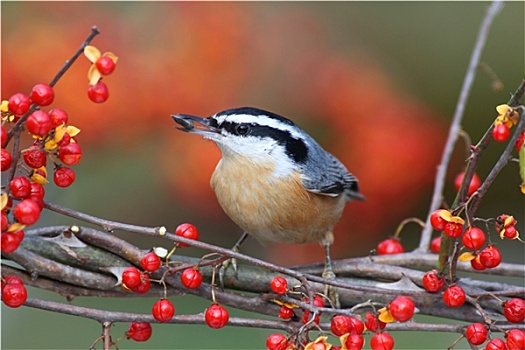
[235,124,250,135]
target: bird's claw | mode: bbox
[323,267,340,309]
[218,256,238,289]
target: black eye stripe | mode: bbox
[220,121,308,163]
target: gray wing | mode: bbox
[300,151,364,201]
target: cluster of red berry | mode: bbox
[84,45,118,103]
[492,104,521,143]
[122,223,229,343]
[267,276,419,350]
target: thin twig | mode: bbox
[418,1,504,252]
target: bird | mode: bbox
[172,107,363,305]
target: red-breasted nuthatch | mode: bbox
[172,107,363,302]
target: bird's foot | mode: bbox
[322,265,340,309]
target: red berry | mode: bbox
[344,334,364,350]
[266,334,287,350]
[470,254,487,271]
[54,166,76,187]
[205,303,229,329]
[2,275,24,291]
[23,147,47,169]
[389,295,415,322]
[486,338,507,350]
[516,132,525,152]
[493,123,510,142]
[503,298,525,323]
[26,110,52,136]
[29,182,45,201]
[1,148,12,171]
[1,232,22,253]
[506,329,525,349]
[331,315,365,336]
[479,246,502,268]
[430,210,447,231]
[140,252,161,272]
[48,108,69,128]
[9,176,32,199]
[466,323,488,346]
[30,83,54,106]
[1,126,7,147]
[503,225,519,240]
[422,270,445,293]
[13,199,41,225]
[174,223,199,247]
[152,298,175,322]
[454,171,481,196]
[444,222,463,238]
[370,331,394,350]
[462,227,486,251]
[130,274,151,294]
[180,267,203,289]
[96,56,116,75]
[58,142,82,166]
[121,267,142,289]
[88,81,109,103]
[270,276,288,295]
[126,322,152,342]
[430,236,441,254]
[365,312,386,332]
[443,285,466,308]
[57,132,71,147]
[2,281,27,308]
[377,238,404,255]
[278,305,293,320]
[8,93,31,116]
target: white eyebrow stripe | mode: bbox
[213,113,305,140]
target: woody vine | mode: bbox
[1,2,524,350]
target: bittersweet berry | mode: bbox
[278,305,293,320]
[9,176,32,199]
[121,267,142,289]
[1,148,12,172]
[23,147,47,169]
[126,322,152,342]
[470,254,487,271]
[13,199,41,225]
[465,323,488,346]
[26,110,52,136]
[1,232,22,253]
[48,108,69,128]
[8,93,30,116]
[58,142,82,166]
[2,281,27,308]
[331,315,364,336]
[266,334,287,350]
[422,270,445,293]
[364,312,386,332]
[87,81,109,103]
[30,83,54,106]
[95,56,116,75]
[377,238,404,255]
[430,210,447,231]
[1,275,24,290]
[479,245,502,268]
[152,298,175,322]
[443,285,466,308]
[180,267,203,289]
[174,223,199,247]
[270,276,288,295]
[130,273,151,294]
[503,298,525,323]
[485,338,507,350]
[205,303,229,329]
[462,227,486,251]
[140,252,161,272]
[53,166,76,187]
[370,331,394,350]
[444,222,463,238]
[506,329,525,349]
[454,171,481,197]
[493,123,510,142]
[344,334,364,350]
[389,296,415,322]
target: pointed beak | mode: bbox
[171,114,220,135]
